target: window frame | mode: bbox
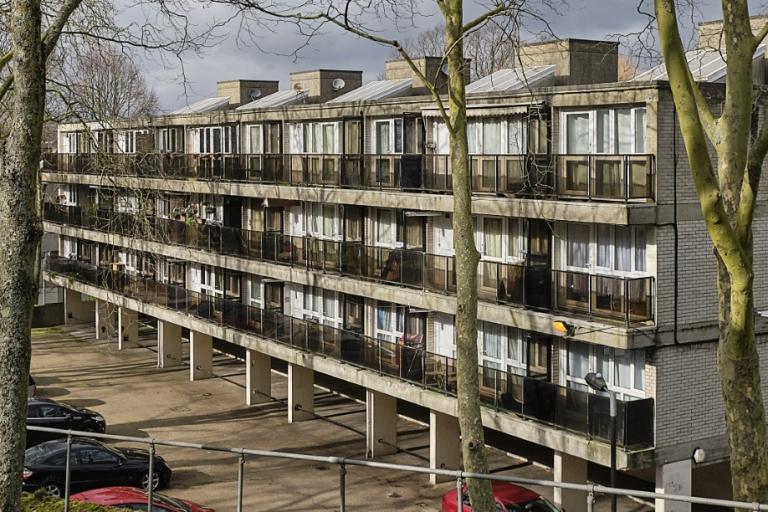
[564,340,646,400]
[560,107,647,155]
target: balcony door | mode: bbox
[525,219,551,310]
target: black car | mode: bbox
[23,438,172,497]
[27,398,107,447]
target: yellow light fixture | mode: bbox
[552,320,575,337]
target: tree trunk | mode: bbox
[717,231,768,502]
[444,1,494,510]
[0,0,45,506]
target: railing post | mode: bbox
[587,483,596,512]
[456,476,464,510]
[378,341,382,374]
[339,462,347,512]
[64,432,72,511]
[495,155,500,193]
[236,451,245,512]
[147,440,155,510]
[494,370,500,410]
[625,278,630,326]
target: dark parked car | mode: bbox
[22,438,172,497]
[26,397,106,446]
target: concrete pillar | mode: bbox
[287,364,314,423]
[366,390,398,458]
[246,349,271,405]
[157,320,182,368]
[553,451,588,512]
[95,300,116,340]
[429,410,461,484]
[655,460,692,512]
[64,289,93,324]
[189,331,213,381]
[118,307,139,350]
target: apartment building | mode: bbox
[39,26,768,511]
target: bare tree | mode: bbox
[655,0,768,502]
[394,20,519,80]
[0,0,222,506]
[53,43,160,121]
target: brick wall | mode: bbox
[653,335,768,448]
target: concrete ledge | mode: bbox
[44,270,656,471]
[42,172,655,225]
[45,221,652,349]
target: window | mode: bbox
[198,265,223,297]
[375,301,404,343]
[566,224,590,269]
[77,448,118,465]
[375,209,398,248]
[562,223,648,275]
[474,216,525,263]
[249,277,263,308]
[562,107,647,154]
[434,314,455,358]
[198,126,237,154]
[248,125,263,154]
[565,341,646,399]
[461,117,526,155]
[482,217,503,259]
[373,119,403,154]
[478,322,527,377]
[298,122,338,154]
[305,203,341,240]
[158,128,181,152]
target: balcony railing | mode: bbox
[43,152,655,202]
[554,154,655,202]
[43,255,655,449]
[44,204,655,326]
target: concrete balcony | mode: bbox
[43,255,656,470]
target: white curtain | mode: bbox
[483,120,502,154]
[376,122,391,154]
[596,110,611,153]
[596,224,612,268]
[249,125,263,154]
[614,226,632,271]
[483,217,503,258]
[566,224,589,268]
[634,108,646,153]
[289,124,303,153]
[616,108,633,154]
[634,227,646,272]
[434,122,450,155]
[507,118,525,154]
[566,113,590,153]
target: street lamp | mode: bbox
[584,372,617,512]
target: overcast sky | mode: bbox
[141,0,748,112]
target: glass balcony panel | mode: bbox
[557,156,589,196]
[591,274,625,320]
[554,270,590,315]
[592,156,624,199]
[628,155,653,200]
[478,261,499,301]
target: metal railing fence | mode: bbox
[25,425,767,512]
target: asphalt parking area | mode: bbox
[30,324,648,511]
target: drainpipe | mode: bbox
[673,103,679,344]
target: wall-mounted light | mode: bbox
[692,447,706,464]
[553,320,575,337]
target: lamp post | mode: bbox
[585,372,616,512]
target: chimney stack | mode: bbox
[289,69,363,102]
[516,39,619,86]
[217,80,280,107]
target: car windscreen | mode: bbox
[25,444,58,464]
[506,498,561,512]
[152,493,191,512]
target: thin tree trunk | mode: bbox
[444,1,494,510]
[0,0,45,506]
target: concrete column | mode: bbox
[157,320,182,368]
[553,451,588,512]
[95,300,116,340]
[64,289,93,324]
[366,389,398,458]
[118,307,139,350]
[655,460,692,512]
[429,410,461,484]
[246,349,271,405]
[189,331,213,381]
[287,364,314,423]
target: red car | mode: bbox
[71,486,214,512]
[441,482,561,512]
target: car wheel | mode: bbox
[42,481,63,498]
[140,471,161,491]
